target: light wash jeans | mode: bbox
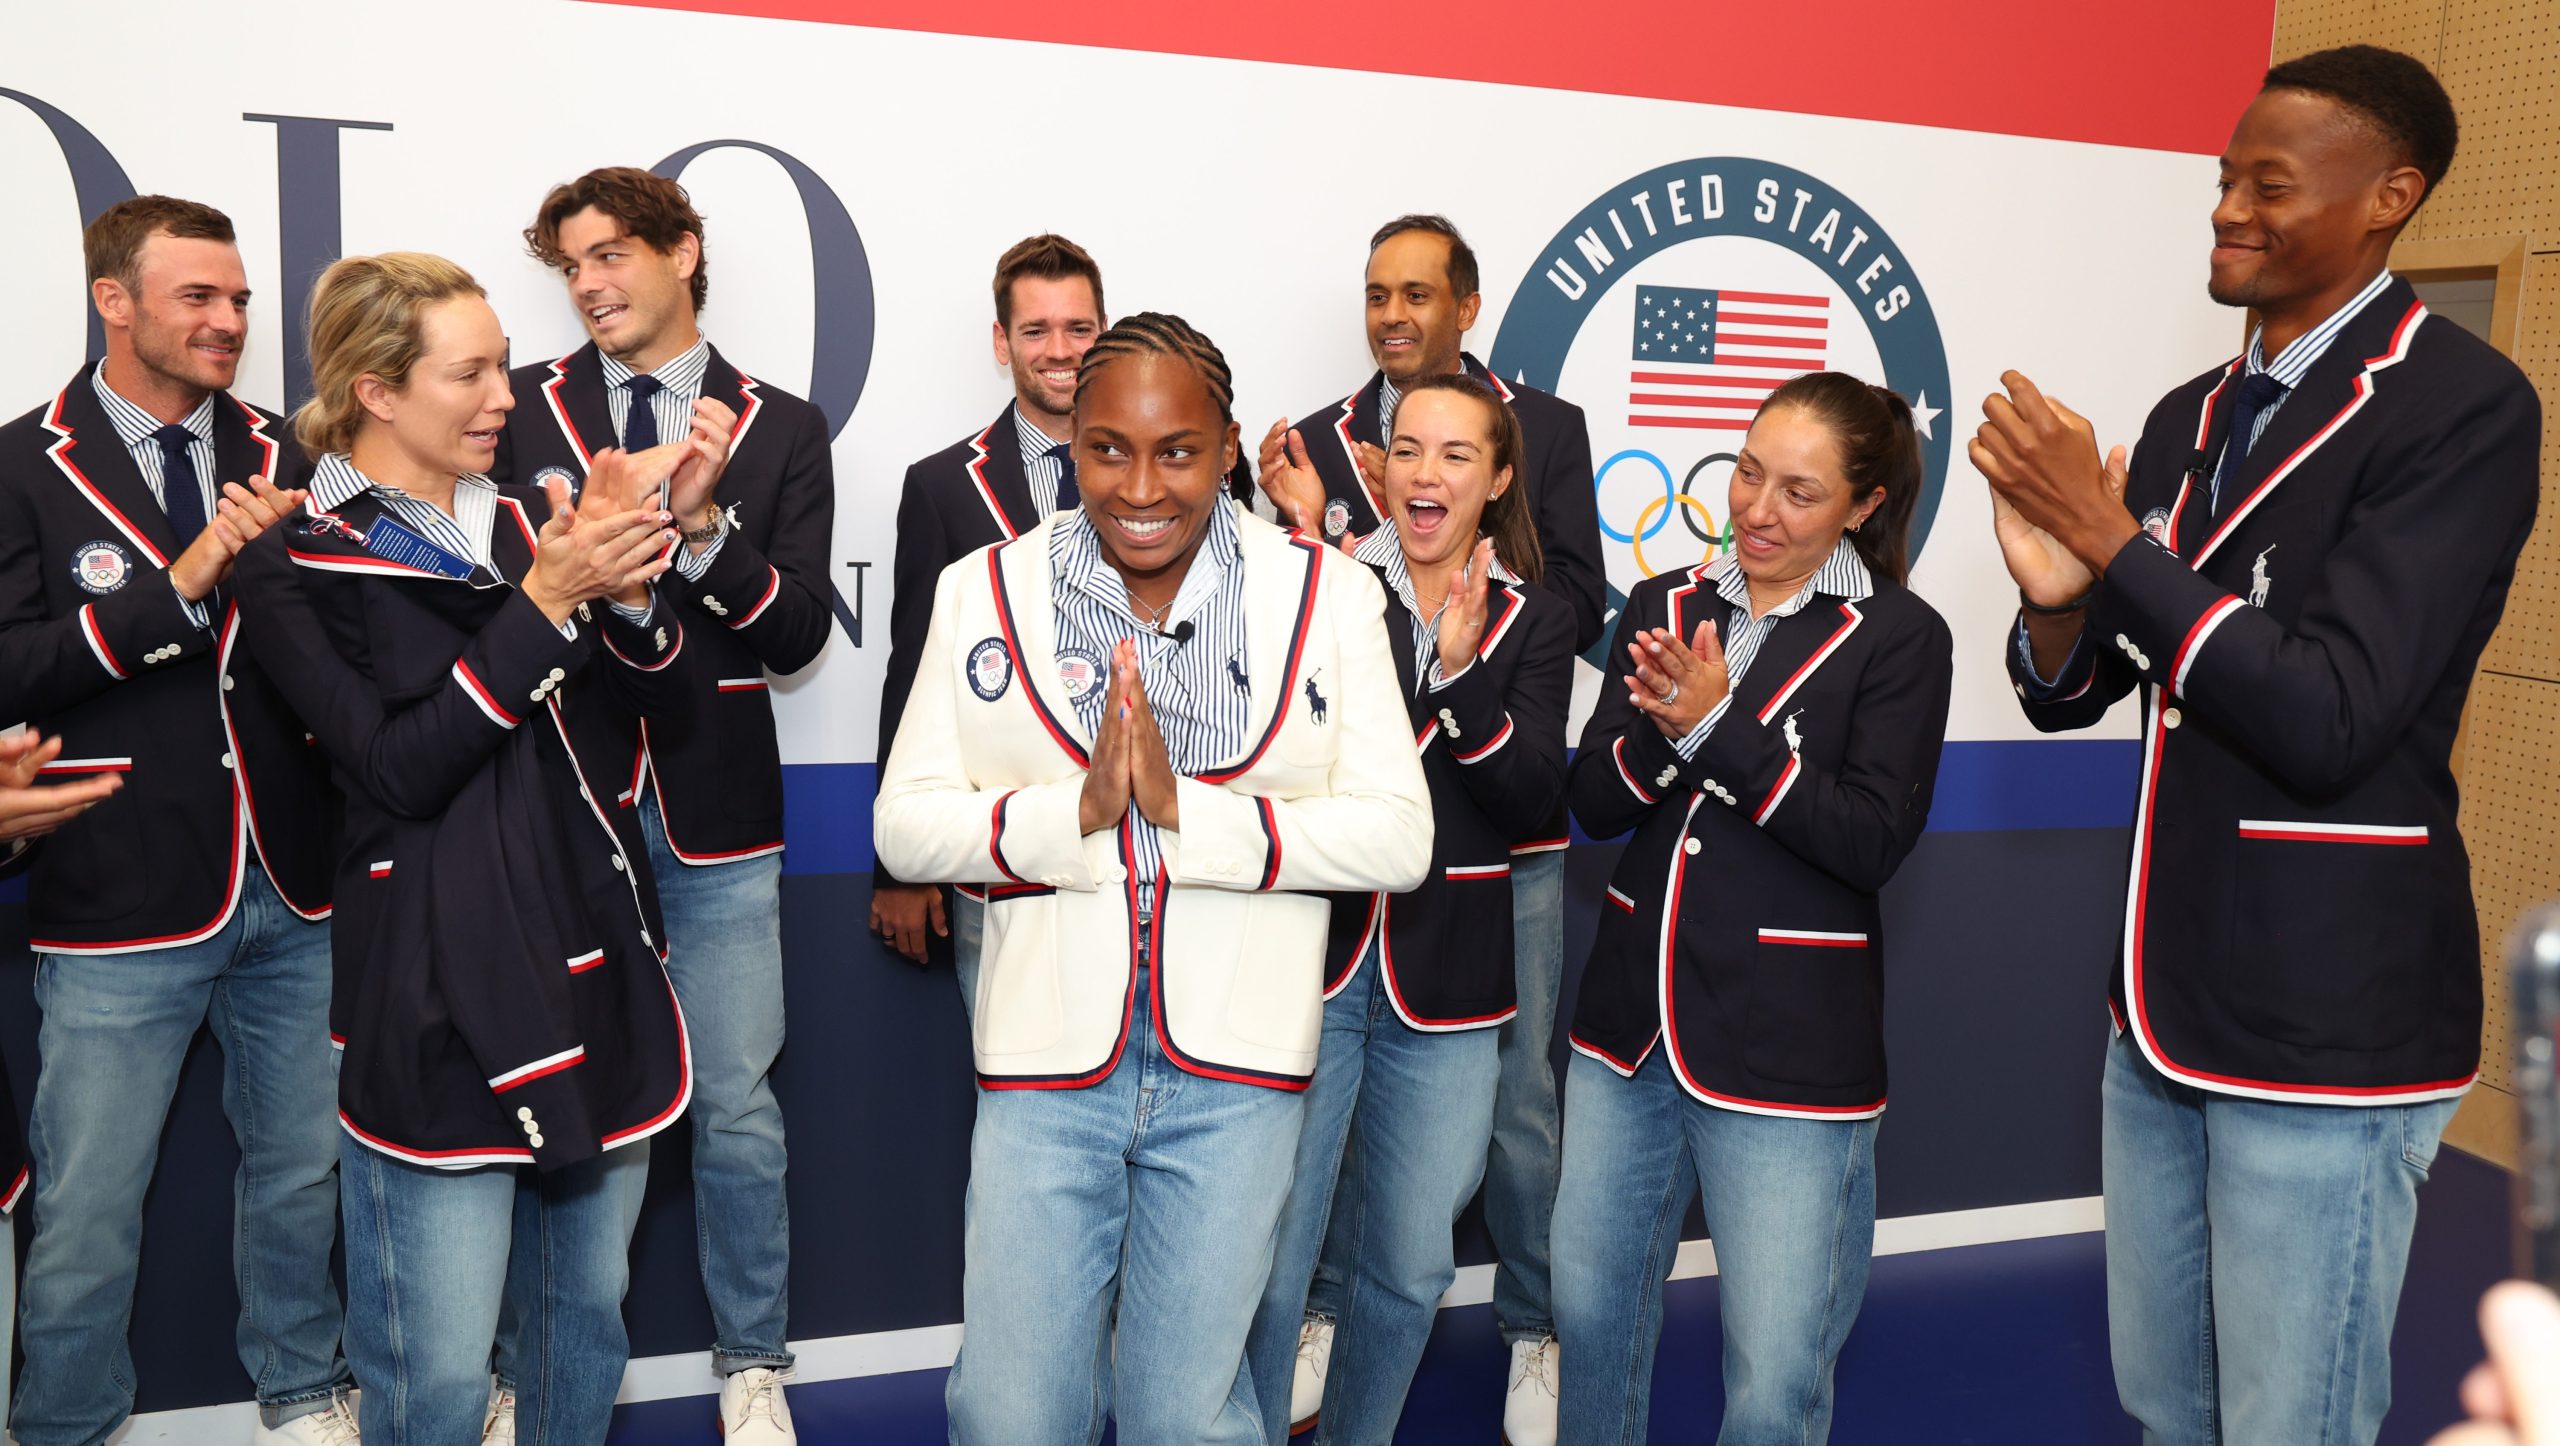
[1246,940,1501,1444]
[952,889,983,1027]
[3,1203,16,1433]
[638,803,793,1375]
[1551,1050,1878,1446]
[11,873,346,1444]
[945,951,1305,1446]
[2101,1029,2460,1446]
[342,1136,651,1446]
[1305,848,1564,1346]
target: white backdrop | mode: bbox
[0,0,2240,765]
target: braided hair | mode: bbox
[1073,311,1234,425]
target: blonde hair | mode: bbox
[294,252,487,457]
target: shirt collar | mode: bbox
[1353,520,1523,586]
[1013,403,1070,457]
[1706,535,1873,617]
[598,336,712,395]
[2245,269,2394,388]
[308,452,496,514]
[1052,496,1245,616]
[90,361,215,450]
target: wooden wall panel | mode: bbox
[2477,249,2560,681]
[2423,0,2560,246]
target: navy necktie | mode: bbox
[153,424,208,550]
[1045,441,1078,512]
[2208,371,2290,512]
[622,373,663,451]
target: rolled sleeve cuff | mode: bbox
[673,525,728,582]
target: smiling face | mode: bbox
[358,295,515,482]
[995,274,1103,428]
[1728,405,1880,590]
[1074,352,1239,598]
[2209,88,2409,316]
[555,204,700,371]
[106,233,251,396]
[1365,230,1480,383]
[1383,388,1510,573]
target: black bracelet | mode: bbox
[2018,587,2092,616]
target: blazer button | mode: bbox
[1683,838,1702,855]
[611,855,627,872]
[520,1117,540,1135]
[527,1134,544,1149]
[1105,864,1128,883]
[2163,708,2183,729]
[222,674,236,691]
[220,752,234,770]
[517,1107,534,1122]
[549,668,566,682]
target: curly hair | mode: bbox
[524,166,709,312]
[2263,45,2458,206]
[1073,312,1234,425]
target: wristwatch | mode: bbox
[680,505,727,547]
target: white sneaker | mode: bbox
[720,1366,797,1443]
[480,1382,516,1445]
[1289,1315,1333,1436]
[1501,1336,1559,1446]
[253,1388,361,1444]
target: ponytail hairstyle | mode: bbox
[1073,311,1234,425]
[1393,372,1544,585]
[1755,371,1924,585]
[295,252,486,457]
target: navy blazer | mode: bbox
[490,342,834,865]
[1322,545,1575,1028]
[2012,276,2541,1104]
[1569,565,1952,1116]
[235,482,692,1173]
[0,368,333,952]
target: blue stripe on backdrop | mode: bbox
[0,738,2143,902]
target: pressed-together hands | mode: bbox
[522,446,678,622]
[1624,622,1730,741]
[1079,638,1181,837]
[167,473,309,602]
[1970,371,2133,605]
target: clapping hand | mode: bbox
[522,448,676,622]
[1625,621,1730,741]
[1971,371,2137,589]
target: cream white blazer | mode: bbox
[874,506,1432,1089]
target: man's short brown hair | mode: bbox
[524,167,709,313]
[992,234,1104,328]
[84,195,236,296]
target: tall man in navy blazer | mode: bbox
[873,234,1109,980]
[497,167,835,1445]
[0,196,353,1445]
[1977,48,2541,1446]
[1257,213,1606,1440]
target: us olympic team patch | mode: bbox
[72,540,131,595]
[968,637,1013,701]
[530,464,580,501]
[1056,646,1104,702]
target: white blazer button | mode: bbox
[1683,838,1702,855]
[222,674,236,691]
[517,1107,534,1122]
[2163,708,2183,729]
[641,930,653,947]
[611,855,627,872]
[521,1117,539,1135]
[1105,864,1128,883]
[527,1134,544,1149]
[220,752,234,769]
[549,668,566,682]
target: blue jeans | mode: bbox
[12,873,346,1444]
[1246,942,1501,1444]
[638,803,792,1374]
[952,890,983,1027]
[1551,1051,1878,1446]
[3,1206,17,1433]
[343,1136,651,1446]
[1305,849,1564,1345]
[2100,1030,2459,1446]
[945,959,1305,1446]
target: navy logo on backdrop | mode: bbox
[968,637,1013,701]
[71,540,129,594]
[1489,160,1951,660]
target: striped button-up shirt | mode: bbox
[1351,523,1516,693]
[1676,538,1872,757]
[91,364,218,626]
[600,338,725,582]
[1015,404,1076,514]
[1050,500,1251,917]
[307,454,650,633]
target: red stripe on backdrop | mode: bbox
[577,0,2272,155]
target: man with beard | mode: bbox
[0,195,350,1445]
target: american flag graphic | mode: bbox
[1627,287,1829,430]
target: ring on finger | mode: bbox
[1658,681,1681,706]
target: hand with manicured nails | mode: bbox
[522,446,676,622]
[1121,644,1181,832]
[0,731,122,844]
[1257,419,1327,538]
[1626,621,1729,740]
[2429,1282,2560,1445]
[1971,371,2139,584]
[167,474,310,602]
[1077,640,1137,836]
[1434,538,1496,681]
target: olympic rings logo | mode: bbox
[1596,448,1737,577]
